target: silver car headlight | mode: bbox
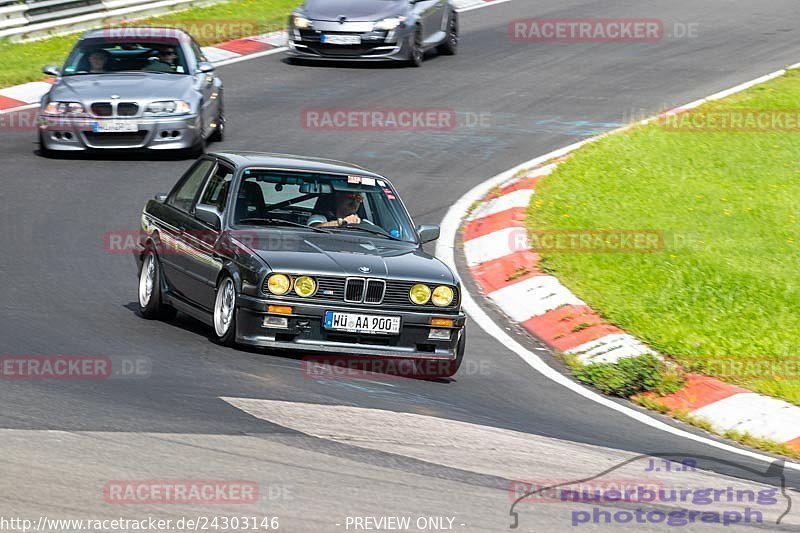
[293,14,312,29]
[43,101,84,115]
[145,100,191,115]
[374,16,406,31]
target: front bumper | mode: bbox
[38,114,201,151]
[235,294,465,360]
[286,21,413,61]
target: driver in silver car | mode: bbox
[145,46,178,72]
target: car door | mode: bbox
[179,161,234,310]
[190,39,219,137]
[161,158,216,299]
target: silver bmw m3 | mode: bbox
[37,27,224,155]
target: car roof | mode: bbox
[210,152,388,181]
[80,27,191,40]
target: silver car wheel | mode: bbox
[138,253,155,308]
[214,278,235,337]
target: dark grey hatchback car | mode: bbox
[135,152,466,377]
[286,0,458,65]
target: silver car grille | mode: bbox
[90,102,139,118]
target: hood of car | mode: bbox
[303,0,406,22]
[245,231,456,285]
[50,73,195,102]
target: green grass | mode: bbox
[528,69,800,406]
[0,0,298,87]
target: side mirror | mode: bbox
[416,224,440,244]
[197,62,215,73]
[154,193,167,202]
[42,65,60,76]
[195,204,222,230]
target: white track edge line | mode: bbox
[436,66,800,470]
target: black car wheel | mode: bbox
[37,131,53,158]
[213,276,237,346]
[437,12,458,55]
[137,249,177,320]
[408,28,424,67]
[209,101,225,143]
[187,116,206,158]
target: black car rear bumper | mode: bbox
[235,294,465,360]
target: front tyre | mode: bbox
[408,28,424,67]
[137,250,176,320]
[437,12,458,55]
[213,276,237,346]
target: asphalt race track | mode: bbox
[2,0,800,530]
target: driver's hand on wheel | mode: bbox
[341,214,361,225]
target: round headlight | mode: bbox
[409,284,431,305]
[267,274,292,295]
[432,285,454,307]
[294,276,316,297]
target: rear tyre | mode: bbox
[437,12,458,55]
[408,28,424,67]
[213,276,238,347]
[137,250,177,320]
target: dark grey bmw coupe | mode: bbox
[286,0,458,65]
[135,152,466,377]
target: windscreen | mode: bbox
[62,38,188,75]
[233,169,417,243]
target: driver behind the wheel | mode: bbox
[308,191,364,227]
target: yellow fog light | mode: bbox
[431,317,454,327]
[294,276,316,297]
[267,274,292,295]
[432,285,454,307]
[409,283,431,305]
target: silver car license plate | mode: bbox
[93,121,138,133]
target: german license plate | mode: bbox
[324,311,400,335]
[93,121,138,133]
[321,34,361,45]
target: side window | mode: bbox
[167,159,214,213]
[198,164,234,212]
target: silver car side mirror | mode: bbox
[42,65,60,76]
[197,62,215,73]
